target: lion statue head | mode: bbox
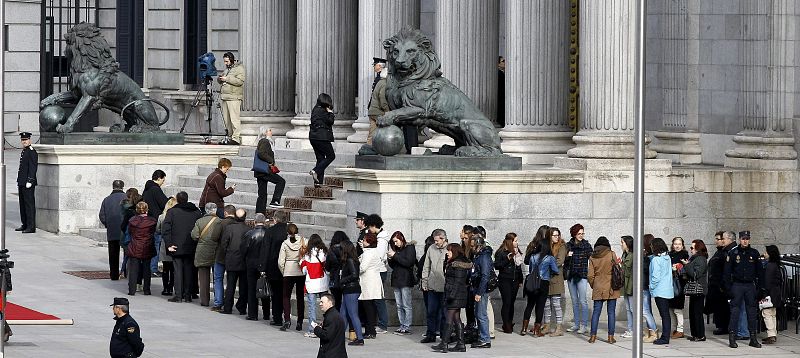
[382,27,442,81]
[64,22,119,108]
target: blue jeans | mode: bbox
[376,271,388,329]
[150,233,162,273]
[567,278,590,328]
[306,292,320,333]
[590,299,617,336]
[642,290,657,330]
[393,287,413,330]
[213,263,225,307]
[475,293,490,343]
[624,295,634,332]
[341,293,364,340]
[425,291,445,337]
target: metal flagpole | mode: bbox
[0,0,8,355]
[632,0,648,356]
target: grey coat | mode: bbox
[683,254,708,294]
[421,243,447,292]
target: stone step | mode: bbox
[289,211,347,228]
[207,161,349,181]
[292,223,347,242]
[176,176,346,201]
[79,228,108,243]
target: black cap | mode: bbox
[372,57,387,65]
[19,132,32,139]
[739,230,751,239]
[355,211,367,220]
[110,297,129,306]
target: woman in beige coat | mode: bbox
[587,236,621,344]
[278,223,306,331]
[543,227,567,336]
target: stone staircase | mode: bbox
[80,145,355,242]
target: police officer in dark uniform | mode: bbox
[110,297,145,358]
[722,230,762,348]
[16,132,38,233]
[355,211,368,256]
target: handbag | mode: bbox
[270,164,280,174]
[684,280,704,296]
[252,151,270,174]
[524,257,542,294]
[610,255,624,291]
[256,273,271,298]
[759,296,774,310]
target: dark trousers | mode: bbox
[498,278,519,326]
[465,296,475,327]
[330,287,343,311]
[269,278,285,322]
[246,269,269,319]
[198,266,211,306]
[282,275,305,322]
[402,125,418,154]
[361,299,378,336]
[424,291,446,337]
[523,283,550,323]
[689,294,706,338]
[190,264,199,295]
[309,139,335,184]
[172,257,194,299]
[161,261,174,292]
[255,174,286,212]
[655,297,671,342]
[224,270,248,313]
[108,240,120,280]
[709,286,730,332]
[729,282,758,334]
[18,185,35,230]
[127,257,151,294]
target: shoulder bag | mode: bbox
[610,254,624,291]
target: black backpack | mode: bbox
[524,256,542,294]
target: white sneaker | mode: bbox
[304,332,317,338]
[566,325,579,332]
[577,326,586,334]
[268,202,284,209]
[375,327,388,334]
[620,331,633,338]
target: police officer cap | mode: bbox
[738,230,751,239]
[355,211,368,220]
[373,57,387,65]
[19,132,32,139]
[110,297,130,306]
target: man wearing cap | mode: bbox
[109,297,145,358]
[723,230,762,348]
[16,132,38,233]
[366,58,388,145]
[354,211,368,256]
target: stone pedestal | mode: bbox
[348,0,420,143]
[499,0,575,165]
[287,0,358,142]
[651,131,702,165]
[34,145,238,233]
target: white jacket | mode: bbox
[376,229,391,273]
[359,247,385,300]
[300,248,329,294]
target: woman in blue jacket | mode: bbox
[649,237,674,345]
[521,235,559,337]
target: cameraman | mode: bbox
[218,52,246,145]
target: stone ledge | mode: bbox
[554,157,673,171]
[36,144,238,165]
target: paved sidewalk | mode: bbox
[1,152,800,357]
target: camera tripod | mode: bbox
[179,77,228,143]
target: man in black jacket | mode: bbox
[162,191,202,303]
[142,170,168,218]
[262,210,288,325]
[211,205,237,311]
[100,180,127,280]
[241,213,269,320]
[219,208,250,314]
[707,230,735,335]
[312,293,347,358]
[16,132,37,233]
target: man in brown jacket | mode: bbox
[199,158,236,218]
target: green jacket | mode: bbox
[192,214,223,267]
[367,77,390,117]
[622,251,633,296]
[218,62,245,101]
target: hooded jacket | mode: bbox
[444,256,473,309]
[358,247,385,300]
[649,253,674,299]
[126,214,156,259]
[388,244,417,288]
[587,245,621,300]
[278,236,305,277]
[301,248,329,294]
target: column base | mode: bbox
[566,133,657,159]
[499,130,575,165]
[553,157,673,171]
[724,135,798,170]
[348,116,370,143]
[650,131,702,165]
[240,114,294,146]
[287,115,356,141]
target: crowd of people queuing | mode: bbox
[99,174,787,356]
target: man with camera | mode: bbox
[217,52,246,145]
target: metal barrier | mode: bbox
[780,254,800,334]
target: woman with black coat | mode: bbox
[433,243,473,353]
[308,93,336,187]
[761,245,784,345]
[325,231,349,310]
[388,231,417,334]
[682,239,708,341]
[338,240,365,346]
[668,237,689,339]
[493,233,523,334]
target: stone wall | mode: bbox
[4,0,42,136]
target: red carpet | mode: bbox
[0,301,60,320]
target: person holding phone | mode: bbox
[199,158,236,218]
[308,93,336,188]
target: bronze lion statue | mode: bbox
[376,27,503,157]
[39,22,168,133]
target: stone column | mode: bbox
[650,0,702,164]
[498,0,575,165]
[347,0,420,143]
[239,0,297,145]
[564,0,657,160]
[725,0,797,169]
[424,0,499,150]
[286,0,358,141]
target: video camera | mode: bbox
[197,52,218,83]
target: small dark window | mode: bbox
[183,0,208,87]
[116,0,145,86]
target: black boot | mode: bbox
[449,323,466,352]
[728,333,738,348]
[432,324,450,352]
[748,335,762,348]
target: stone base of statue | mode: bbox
[40,132,185,145]
[355,154,522,171]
